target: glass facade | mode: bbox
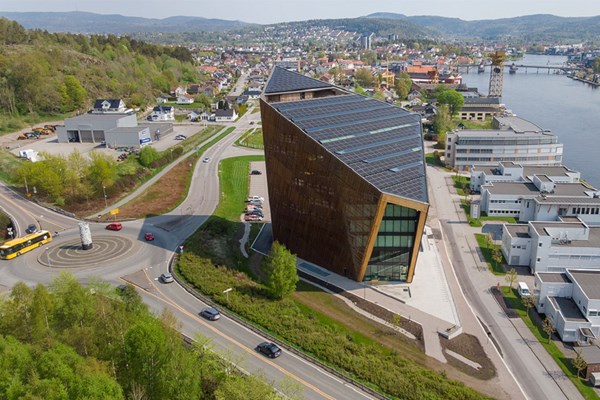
[364,204,419,282]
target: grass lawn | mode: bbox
[453,118,492,130]
[0,112,70,135]
[474,234,506,275]
[216,155,265,221]
[235,128,263,149]
[425,152,444,167]
[501,287,599,400]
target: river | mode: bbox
[460,54,600,188]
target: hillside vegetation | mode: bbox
[0,18,203,131]
[0,274,282,400]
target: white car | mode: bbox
[247,195,265,203]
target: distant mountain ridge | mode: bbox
[0,11,253,34]
[365,12,600,41]
[0,10,598,41]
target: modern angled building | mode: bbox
[260,67,429,283]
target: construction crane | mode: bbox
[488,50,505,98]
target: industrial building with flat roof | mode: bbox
[260,67,429,283]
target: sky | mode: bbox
[2,0,600,24]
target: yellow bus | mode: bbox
[0,230,52,260]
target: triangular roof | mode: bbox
[264,67,333,94]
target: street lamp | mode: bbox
[223,288,232,303]
[102,186,108,209]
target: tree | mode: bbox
[485,232,494,249]
[542,317,556,343]
[572,351,588,378]
[87,151,117,189]
[433,104,452,147]
[263,241,298,299]
[354,68,374,88]
[437,89,464,116]
[139,146,160,167]
[504,267,517,291]
[394,72,412,100]
[60,75,87,112]
[522,294,536,319]
[492,246,504,271]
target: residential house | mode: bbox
[149,106,175,121]
[177,94,195,105]
[214,109,237,122]
[91,99,129,114]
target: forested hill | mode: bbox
[0,11,253,34]
[366,12,600,42]
[0,18,202,118]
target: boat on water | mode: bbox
[478,64,485,73]
[509,63,518,74]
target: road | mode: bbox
[0,100,378,399]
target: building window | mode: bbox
[538,243,543,247]
[364,203,419,283]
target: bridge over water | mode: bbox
[456,64,578,74]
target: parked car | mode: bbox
[245,205,262,212]
[175,134,186,140]
[250,170,262,175]
[250,121,255,125]
[105,222,122,231]
[144,232,155,241]
[160,272,174,283]
[246,210,264,217]
[244,214,263,222]
[25,224,37,234]
[203,157,210,163]
[199,307,221,321]
[256,342,282,358]
[247,195,265,202]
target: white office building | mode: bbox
[470,161,580,193]
[445,116,563,171]
[502,219,600,273]
[480,178,600,225]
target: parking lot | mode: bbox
[247,161,270,223]
[3,121,212,161]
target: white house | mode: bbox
[91,99,130,114]
[177,94,194,105]
[149,106,175,121]
[214,109,237,122]
[535,270,600,344]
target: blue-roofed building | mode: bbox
[260,67,429,283]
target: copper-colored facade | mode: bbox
[260,68,429,283]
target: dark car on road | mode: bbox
[25,224,37,234]
[256,342,282,358]
[199,307,221,321]
[250,170,262,175]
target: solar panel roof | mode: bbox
[272,93,428,203]
[264,67,333,94]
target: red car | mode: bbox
[244,214,263,222]
[144,232,155,241]
[106,222,122,231]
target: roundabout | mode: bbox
[37,235,136,269]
